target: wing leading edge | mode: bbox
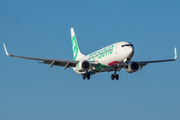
[116,47,177,69]
[3,43,78,69]
[137,47,177,63]
[133,47,177,69]
[3,43,177,71]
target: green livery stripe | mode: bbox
[94,63,110,71]
[88,45,114,61]
[77,63,79,69]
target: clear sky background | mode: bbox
[1,0,180,120]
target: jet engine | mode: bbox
[125,62,139,73]
[76,60,91,72]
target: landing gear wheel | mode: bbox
[87,74,90,80]
[82,74,86,80]
[111,74,114,80]
[115,74,119,80]
[111,67,120,80]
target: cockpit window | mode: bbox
[121,44,133,47]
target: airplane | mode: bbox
[3,28,177,80]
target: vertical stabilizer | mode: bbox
[71,28,85,60]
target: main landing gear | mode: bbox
[82,74,90,80]
[111,74,119,80]
[111,68,119,80]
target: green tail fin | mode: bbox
[71,28,85,60]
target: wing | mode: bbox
[114,47,177,70]
[3,43,78,70]
[133,47,177,69]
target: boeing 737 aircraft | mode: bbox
[3,28,177,80]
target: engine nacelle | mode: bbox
[125,62,139,73]
[76,60,91,72]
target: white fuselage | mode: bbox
[73,41,134,74]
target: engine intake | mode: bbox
[76,61,91,72]
[125,62,139,73]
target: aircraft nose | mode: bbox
[126,46,134,58]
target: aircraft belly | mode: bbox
[91,65,112,72]
[92,57,114,72]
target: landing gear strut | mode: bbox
[82,74,86,79]
[82,74,90,80]
[111,68,119,80]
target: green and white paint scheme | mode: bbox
[71,28,84,60]
[70,28,177,79]
[3,28,177,80]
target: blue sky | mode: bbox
[1,0,180,120]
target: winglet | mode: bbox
[3,43,12,57]
[174,47,177,59]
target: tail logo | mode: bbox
[72,35,79,60]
